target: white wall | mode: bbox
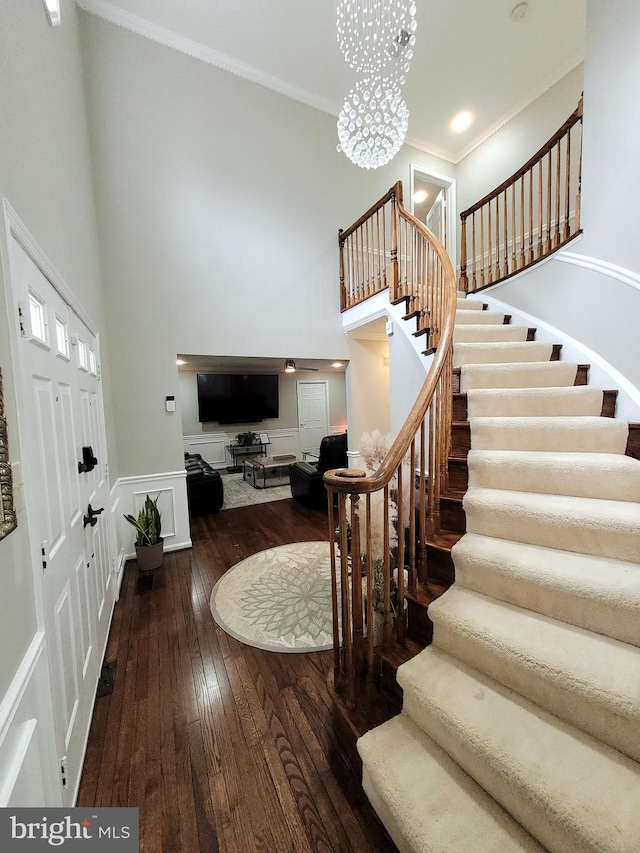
[462,2,640,401]
[78,13,454,482]
[178,368,348,466]
[178,369,347,437]
[388,322,430,437]
[346,337,391,450]
[456,64,584,216]
[580,0,640,272]
[0,0,109,805]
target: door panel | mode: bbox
[32,376,66,559]
[9,237,113,804]
[52,579,80,750]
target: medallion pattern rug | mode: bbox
[210,541,335,653]
[221,472,292,510]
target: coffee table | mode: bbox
[242,454,297,489]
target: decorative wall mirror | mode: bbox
[0,368,18,541]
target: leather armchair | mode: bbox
[289,433,348,507]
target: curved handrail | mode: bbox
[327,211,456,494]
[460,100,583,218]
[459,98,583,293]
[328,184,457,706]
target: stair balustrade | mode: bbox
[459,98,583,294]
[329,183,457,709]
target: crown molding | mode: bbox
[77,0,341,117]
[452,51,585,163]
[77,1,584,169]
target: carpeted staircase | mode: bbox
[357,295,640,852]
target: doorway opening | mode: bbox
[409,165,457,274]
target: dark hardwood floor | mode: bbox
[77,496,396,852]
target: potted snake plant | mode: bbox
[124,493,163,573]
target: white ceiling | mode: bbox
[78,0,586,162]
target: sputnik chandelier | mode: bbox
[336,1,417,169]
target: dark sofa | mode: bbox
[184,452,224,516]
[289,433,348,508]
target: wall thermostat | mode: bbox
[165,395,176,412]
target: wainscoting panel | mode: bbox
[116,470,191,561]
[183,435,227,466]
[0,634,60,806]
[109,481,126,594]
[183,426,346,469]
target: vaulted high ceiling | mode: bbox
[78,0,586,162]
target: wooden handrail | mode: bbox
[461,101,583,218]
[339,183,400,243]
[329,184,456,707]
[460,98,583,293]
[339,181,404,311]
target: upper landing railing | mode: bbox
[330,183,457,707]
[459,98,583,293]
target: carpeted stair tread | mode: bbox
[466,386,604,418]
[460,361,579,389]
[456,298,485,310]
[396,647,640,853]
[453,341,554,368]
[428,586,640,761]
[452,533,640,647]
[358,714,545,853]
[467,449,640,500]
[464,487,640,563]
[453,324,531,343]
[469,415,629,454]
[455,309,506,325]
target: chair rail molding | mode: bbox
[116,469,191,560]
[555,251,640,293]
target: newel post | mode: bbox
[338,228,347,311]
[389,189,400,300]
[575,95,584,233]
[459,213,469,293]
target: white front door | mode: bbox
[297,381,329,457]
[10,238,112,804]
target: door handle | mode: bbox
[78,446,98,473]
[83,504,104,528]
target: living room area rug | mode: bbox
[210,541,335,652]
[221,471,292,510]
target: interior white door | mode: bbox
[11,239,111,805]
[297,381,329,457]
[426,189,446,248]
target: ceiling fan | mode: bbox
[283,359,319,373]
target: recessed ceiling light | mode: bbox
[176,359,186,366]
[331,361,344,368]
[450,111,473,133]
[413,190,428,204]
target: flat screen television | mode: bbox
[197,373,279,424]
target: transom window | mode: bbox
[55,316,70,358]
[77,338,88,370]
[29,292,47,343]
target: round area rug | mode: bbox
[210,541,335,653]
